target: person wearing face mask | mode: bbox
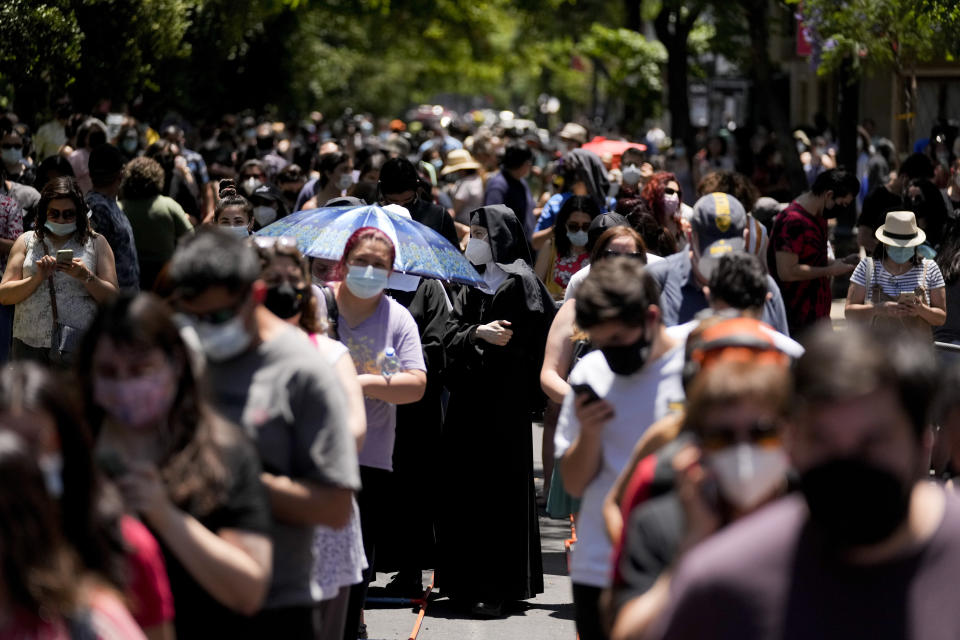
[845,210,946,337]
[86,144,140,293]
[299,152,354,211]
[608,353,791,640]
[78,293,273,639]
[653,325,960,640]
[535,195,601,300]
[253,237,367,640]
[0,177,118,365]
[0,362,176,640]
[119,157,194,292]
[213,180,255,237]
[438,204,554,618]
[555,257,690,640]
[641,172,689,252]
[768,168,860,336]
[533,149,612,251]
[314,226,426,640]
[170,228,360,639]
[237,159,268,198]
[248,183,289,230]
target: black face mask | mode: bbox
[265,282,306,319]
[600,329,652,376]
[800,458,911,548]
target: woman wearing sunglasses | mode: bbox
[641,172,687,253]
[0,176,118,364]
[536,195,601,301]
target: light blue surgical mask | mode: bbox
[567,230,589,247]
[345,264,389,299]
[225,224,250,238]
[45,220,77,236]
[886,245,915,264]
[194,315,252,362]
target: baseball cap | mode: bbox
[587,212,629,248]
[691,192,747,281]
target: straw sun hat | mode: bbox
[875,210,926,248]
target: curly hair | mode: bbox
[641,171,681,227]
[120,156,165,199]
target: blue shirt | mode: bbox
[86,191,140,293]
[535,192,573,232]
[646,251,790,336]
[484,171,535,240]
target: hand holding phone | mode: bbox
[56,249,73,265]
[570,382,599,405]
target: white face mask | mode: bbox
[242,177,262,196]
[2,148,23,166]
[464,238,493,265]
[567,230,589,247]
[253,205,277,227]
[345,264,390,299]
[225,224,250,237]
[708,443,788,511]
[621,164,642,186]
[194,315,252,362]
[338,173,355,191]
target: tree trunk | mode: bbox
[654,6,698,154]
[744,0,807,196]
[836,58,861,172]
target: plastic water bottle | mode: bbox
[377,348,401,379]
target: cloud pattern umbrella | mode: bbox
[255,204,483,287]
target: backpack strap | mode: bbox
[321,285,340,341]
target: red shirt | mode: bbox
[767,201,831,334]
[121,516,175,628]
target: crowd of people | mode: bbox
[0,100,959,640]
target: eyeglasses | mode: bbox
[602,250,644,260]
[699,419,781,452]
[663,187,679,196]
[566,222,591,233]
[1,143,23,150]
[47,207,77,221]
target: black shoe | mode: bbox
[383,570,423,598]
[471,600,504,618]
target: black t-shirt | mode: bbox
[155,432,272,640]
[858,185,903,232]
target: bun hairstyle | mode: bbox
[214,179,253,223]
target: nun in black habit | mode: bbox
[436,204,553,617]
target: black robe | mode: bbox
[436,273,551,601]
[375,278,449,572]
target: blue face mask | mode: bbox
[45,220,77,236]
[345,265,390,299]
[567,230,589,247]
[886,245,915,264]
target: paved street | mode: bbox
[362,423,578,639]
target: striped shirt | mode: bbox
[850,257,945,304]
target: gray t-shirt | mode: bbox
[207,326,360,609]
[655,492,960,640]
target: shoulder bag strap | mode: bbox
[39,238,60,326]
[864,257,874,304]
[321,285,340,341]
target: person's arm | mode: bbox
[535,238,553,282]
[118,464,272,616]
[201,181,216,224]
[358,369,426,404]
[540,298,576,403]
[334,350,367,450]
[0,235,57,305]
[857,226,877,252]
[610,575,672,640]
[775,250,853,282]
[170,200,195,236]
[906,286,947,326]
[260,472,354,529]
[561,393,615,497]
[532,226,554,251]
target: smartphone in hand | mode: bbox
[570,382,600,405]
[56,249,73,265]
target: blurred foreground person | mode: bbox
[0,431,146,639]
[653,325,960,640]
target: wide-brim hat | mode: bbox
[875,210,926,248]
[559,122,588,144]
[440,149,481,176]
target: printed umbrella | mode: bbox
[255,204,483,287]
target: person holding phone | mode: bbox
[0,176,118,364]
[845,210,946,337]
[555,257,690,640]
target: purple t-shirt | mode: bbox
[323,294,425,471]
[654,491,960,640]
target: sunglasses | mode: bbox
[699,419,781,452]
[602,250,644,260]
[47,208,77,221]
[663,187,679,196]
[1,143,23,150]
[179,301,244,326]
[566,222,591,233]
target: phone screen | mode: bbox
[56,250,73,264]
